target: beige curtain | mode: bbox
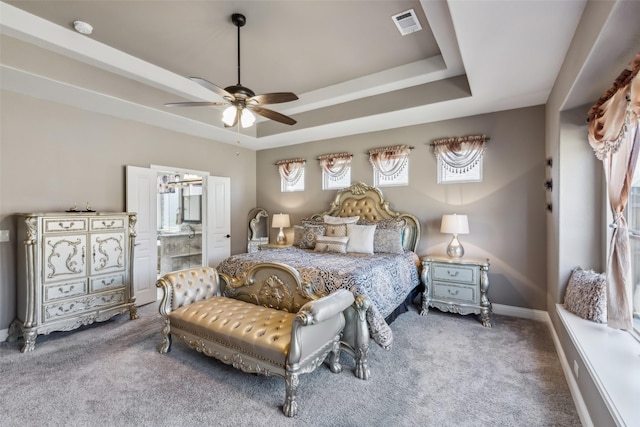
[432,135,489,174]
[369,145,413,178]
[318,152,352,181]
[276,158,306,186]
[587,52,640,330]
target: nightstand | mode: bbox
[420,255,491,327]
[258,243,292,250]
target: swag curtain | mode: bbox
[369,145,413,178]
[432,135,489,174]
[318,152,352,181]
[276,158,306,186]
[587,52,640,330]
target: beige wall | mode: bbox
[0,90,258,329]
[256,105,547,310]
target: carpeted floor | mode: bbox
[0,302,581,426]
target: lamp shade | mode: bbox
[440,214,469,235]
[272,213,291,228]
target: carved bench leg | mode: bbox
[283,372,299,417]
[327,338,343,374]
[353,296,370,380]
[157,318,172,353]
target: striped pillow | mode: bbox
[314,236,349,253]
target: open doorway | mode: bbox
[156,172,204,276]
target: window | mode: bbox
[369,145,413,188]
[626,178,640,335]
[437,154,483,183]
[281,167,305,192]
[432,135,488,184]
[277,158,306,193]
[319,152,352,190]
[374,162,409,187]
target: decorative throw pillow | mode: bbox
[301,217,324,226]
[324,223,348,237]
[292,225,304,247]
[314,236,349,253]
[373,228,404,254]
[358,218,406,253]
[564,267,607,323]
[299,224,326,249]
[323,215,360,225]
[346,224,376,254]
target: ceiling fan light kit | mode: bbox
[165,13,298,128]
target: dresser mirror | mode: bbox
[247,208,269,253]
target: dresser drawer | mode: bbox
[43,289,126,322]
[90,217,126,231]
[44,218,88,233]
[432,282,477,304]
[43,279,87,302]
[432,263,478,285]
[91,274,124,292]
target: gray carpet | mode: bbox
[0,302,581,426]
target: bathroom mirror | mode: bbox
[247,208,269,253]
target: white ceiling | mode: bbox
[0,0,588,150]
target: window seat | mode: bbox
[556,304,640,427]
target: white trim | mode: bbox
[0,328,8,342]
[557,304,639,427]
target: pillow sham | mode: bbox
[299,224,326,250]
[323,215,360,225]
[292,225,304,247]
[358,218,406,253]
[324,223,348,237]
[314,236,349,253]
[346,223,376,254]
[564,267,607,323]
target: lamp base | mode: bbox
[446,234,464,258]
[276,228,286,245]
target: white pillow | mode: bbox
[346,224,376,254]
[323,215,360,225]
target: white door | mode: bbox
[206,176,231,267]
[126,166,158,306]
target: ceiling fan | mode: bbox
[165,13,298,128]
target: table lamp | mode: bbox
[440,214,469,258]
[272,213,291,245]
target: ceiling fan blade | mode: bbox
[249,92,298,105]
[251,106,297,125]
[190,77,235,101]
[165,101,228,107]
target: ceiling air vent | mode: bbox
[392,9,422,36]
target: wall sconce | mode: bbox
[440,214,469,258]
[272,213,291,245]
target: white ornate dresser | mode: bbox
[8,212,138,352]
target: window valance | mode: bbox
[317,152,352,181]
[275,158,306,185]
[431,135,489,174]
[368,145,413,179]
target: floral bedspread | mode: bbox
[217,247,420,350]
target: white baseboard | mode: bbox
[493,303,593,427]
[0,328,8,342]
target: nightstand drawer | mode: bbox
[432,282,477,304]
[432,264,478,285]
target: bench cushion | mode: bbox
[169,296,295,367]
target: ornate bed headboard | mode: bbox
[308,182,421,253]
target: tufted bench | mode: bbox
[156,263,357,417]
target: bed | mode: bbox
[217,182,422,350]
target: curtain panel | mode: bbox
[368,145,413,178]
[431,135,489,174]
[276,158,306,186]
[587,52,640,330]
[317,152,352,181]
